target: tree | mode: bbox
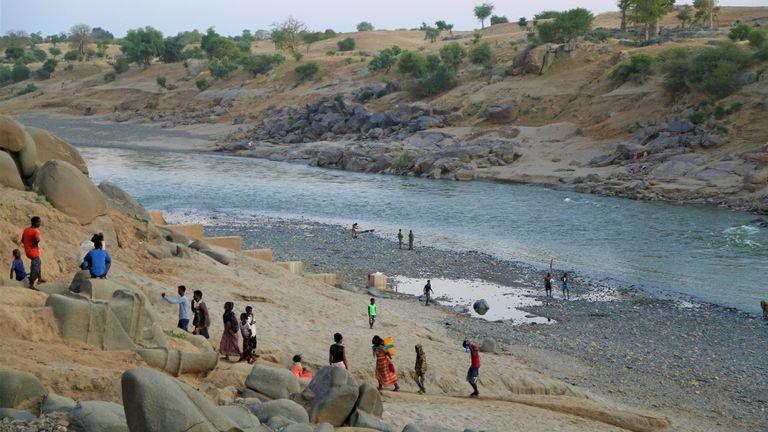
[537,8,595,44]
[10,63,30,82]
[610,53,655,84]
[518,17,529,30]
[5,47,24,62]
[630,0,676,40]
[240,54,283,76]
[676,6,692,29]
[30,32,43,45]
[337,37,356,51]
[120,26,164,67]
[469,41,492,66]
[398,50,427,77]
[48,47,62,58]
[63,50,79,61]
[4,30,30,48]
[424,26,441,43]
[69,24,92,56]
[295,61,319,80]
[91,27,114,42]
[201,28,240,60]
[422,57,457,95]
[208,57,238,79]
[689,42,749,96]
[113,56,130,73]
[490,15,509,25]
[161,36,185,63]
[369,47,399,73]
[474,3,495,29]
[271,16,307,52]
[617,0,632,34]
[31,47,47,62]
[693,0,717,30]
[357,22,374,32]
[439,42,467,69]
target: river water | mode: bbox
[80,146,768,315]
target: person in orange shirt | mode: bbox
[290,354,313,379]
[21,216,45,289]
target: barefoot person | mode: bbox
[220,302,241,360]
[462,338,480,397]
[290,354,314,379]
[21,216,45,289]
[82,240,111,279]
[372,335,399,391]
[9,249,27,282]
[408,230,414,251]
[239,313,256,364]
[245,305,257,355]
[329,332,348,369]
[368,298,377,329]
[544,273,553,298]
[561,272,570,300]
[162,285,190,331]
[414,344,427,394]
[423,280,433,306]
[191,290,210,338]
[397,229,403,249]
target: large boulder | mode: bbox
[28,127,89,175]
[347,409,393,431]
[249,399,309,424]
[68,401,128,432]
[217,405,264,432]
[302,366,359,426]
[42,392,77,414]
[0,370,47,415]
[473,299,489,315]
[0,115,33,152]
[98,181,150,221]
[0,408,36,421]
[402,424,455,432]
[122,368,245,432]
[485,103,516,123]
[34,159,108,225]
[479,338,497,354]
[0,150,24,190]
[17,136,37,178]
[245,365,301,400]
[353,383,383,418]
[525,44,553,75]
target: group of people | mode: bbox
[396,229,415,250]
[161,286,259,364]
[543,272,571,300]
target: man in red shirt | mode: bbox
[21,216,44,289]
[462,339,481,397]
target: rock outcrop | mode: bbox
[28,127,89,175]
[68,401,128,432]
[0,115,34,153]
[301,366,359,426]
[98,181,150,221]
[245,365,301,400]
[0,370,47,415]
[34,159,108,225]
[0,150,25,190]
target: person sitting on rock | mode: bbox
[239,313,256,364]
[290,354,314,379]
[372,335,399,392]
[329,332,348,369]
[82,240,111,279]
[162,285,190,332]
[9,249,27,282]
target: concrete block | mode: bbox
[243,249,273,262]
[367,273,387,290]
[305,273,337,286]
[149,211,166,226]
[203,236,243,251]
[162,223,203,239]
[277,261,304,276]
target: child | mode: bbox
[239,313,256,364]
[9,249,27,282]
[368,298,377,329]
[329,332,348,369]
[290,354,314,379]
[562,272,570,300]
[245,305,258,356]
[414,344,427,394]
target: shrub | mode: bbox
[393,150,412,167]
[145,96,159,109]
[537,8,594,44]
[48,47,62,58]
[209,57,238,79]
[422,62,457,95]
[10,64,30,83]
[357,22,374,32]
[34,69,50,80]
[469,42,492,67]
[41,59,58,73]
[241,54,281,76]
[104,71,116,82]
[713,104,728,119]
[181,47,206,60]
[747,28,767,49]
[534,10,562,20]
[755,46,768,61]
[337,37,356,52]
[156,75,167,88]
[64,64,74,72]
[63,50,79,61]
[439,42,467,69]
[728,24,751,41]
[195,79,210,91]
[490,15,509,25]
[31,48,47,62]
[293,51,303,62]
[161,36,185,63]
[397,50,427,77]
[369,47,399,73]
[5,47,24,61]
[587,30,610,43]
[295,61,319,80]
[690,42,750,97]
[0,65,10,83]
[687,111,706,125]
[15,83,37,96]
[610,53,654,84]
[346,57,353,64]
[359,89,375,101]
[326,50,337,56]
[114,56,130,74]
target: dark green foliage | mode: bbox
[34,69,50,80]
[295,61,319,80]
[195,79,210,91]
[747,28,767,49]
[469,42,492,67]
[537,8,594,43]
[201,28,242,60]
[41,59,57,73]
[357,22,374,32]
[104,71,116,82]
[91,27,114,42]
[728,24,751,41]
[422,61,457,95]
[5,47,24,61]
[10,64,30,82]
[490,15,509,25]
[755,46,768,61]
[474,3,494,29]
[64,64,74,72]
[610,53,654,84]
[518,17,529,28]
[156,75,167,88]
[587,30,611,43]
[337,37,356,52]
[397,50,427,77]
[31,48,47,62]
[690,42,750,97]
[369,47,400,73]
[439,42,467,69]
[534,11,561,20]
[423,26,440,43]
[63,50,79,61]
[687,111,705,125]
[48,47,62,58]
[121,26,164,67]
[209,57,238,79]
[240,54,283,76]
[293,51,303,61]
[0,66,10,83]
[16,83,37,96]
[359,89,375,101]
[161,36,185,63]
[181,47,206,60]
[114,56,130,74]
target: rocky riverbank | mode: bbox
[203,217,768,432]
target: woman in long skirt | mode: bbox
[219,302,240,360]
[372,336,399,391]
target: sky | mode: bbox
[1,0,765,37]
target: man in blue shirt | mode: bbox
[9,249,27,281]
[82,241,111,279]
[162,285,190,331]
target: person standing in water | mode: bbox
[423,280,433,306]
[397,229,404,249]
[408,230,414,251]
[561,272,570,300]
[544,273,553,298]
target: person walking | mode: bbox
[561,272,570,300]
[82,240,111,278]
[372,336,399,391]
[245,305,258,356]
[414,344,427,394]
[423,280,433,306]
[544,273,553,298]
[21,216,45,289]
[463,338,480,397]
[352,223,359,239]
[239,313,256,364]
[368,298,377,329]
[397,229,404,249]
[191,290,210,338]
[329,332,348,369]
[408,230,414,251]
[162,285,190,331]
[219,302,241,360]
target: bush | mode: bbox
[397,50,427,77]
[15,83,37,96]
[209,57,238,79]
[337,37,356,52]
[534,11,561,20]
[241,54,281,76]
[293,51,303,61]
[41,59,58,73]
[48,47,62,58]
[728,24,751,41]
[161,36,185,63]
[34,69,50,80]
[422,62,457,95]
[690,42,750,97]
[195,79,210,91]
[326,50,337,56]
[357,22,374,32]
[295,61,319,80]
[10,64,30,83]
[114,56,130,74]
[610,54,654,84]
[104,71,116,82]
[31,48,47,62]
[156,75,167,88]
[587,30,610,43]
[272,53,286,64]
[756,46,768,61]
[469,42,492,67]
[747,28,767,49]
[687,111,706,125]
[63,50,79,61]
[490,15,509,25]
[5,47,24,61]
[0,65,10,83]
[537,8,594,44]
[439,42,467,69]
[181,47,206,60]
[359,89,375,101]
[369,47,400,73]
[64,64,74,72]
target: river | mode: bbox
[77,145,767,315]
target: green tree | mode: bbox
[369,47,399,73]
[63,50,79,61]
[435,21,454,35]
[423,26,441,43]
[240,54,280,76]
[617,0,632,34]
[271,16,307,52]
[397,50,427,77]
[690,42,749,97]
[490,15,509,25]
[658,47,692,97]
[295,61,319,80]
[676,6,692,28]
[610,53,655,84]
[41,58,58,73]
[357,22,374,32]
[11,63,30,82]
[534,11,562,19]
[518,17,529,30]
[630,0,676,40]
[0,66,10,83]
[161,36,185,63]
[48,47,62,58]
[337,37,356,51]
[209,57,238,79]
[422,58,457,95]
[5,47,24,62]
[469,41,492,66]
[537,8,594,44]
[121,26,164,67]
[201,28,240,60]
[30,32,43,45]
[693,0,717,29]
[91,27,114,42]
[474,3,495,29]
[113,56,130,73]
[31,48,47,62]
[439,42,467,69]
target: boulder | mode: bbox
[479,338,497,354]
[42,392,77,414]
[98,181,150,221]
[189,239,211,251]
[402,424,455,432]
[284,423,314,432]
[249,399,309,424]
[17,136,37,178]
[86,215,119,249]
[525,44,553,75]
[217,405,264,432]
[667,120,693,134]
[353,383,383,418]
[347,409,393,432]
[0,115,33,152]
[452,305,469,313]
[314,423,335,432]
[485,103,516,123]
[473,299,490,315]
[245,365,301,400]
[69,401,128,432]
[200,248,232,265]
[122,368,245,432]
[267,415,296,430]
[302,366,359,426]
[0,408,36,421]
[0,370,47,415]
[159,227,190,245]
[0,150,24,190]
[33,160,108,225]
[408,116,443,131]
